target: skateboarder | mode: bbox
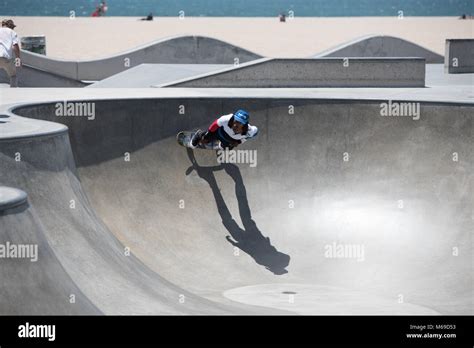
[191,109,259,150]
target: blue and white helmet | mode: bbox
[233,109,249,125]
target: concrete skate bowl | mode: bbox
[2,98,472,315]
[0,36,262,87]
[313,35,444,63]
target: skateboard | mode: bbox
[176,130,222,150]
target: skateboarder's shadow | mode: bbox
[185,149,290,275]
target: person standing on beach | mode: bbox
[99,1,108,16]
[0,19,20,87]
[92,1,108,17]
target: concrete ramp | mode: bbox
[313,35,444,63]
[0,126,262,315]
[2,97,471,314]
[88,64,231,88]
[0,65,87,88]
[1,36,262,87]
[159,58,425,88]
[0,200,102,314]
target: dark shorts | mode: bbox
[203,129,236,149]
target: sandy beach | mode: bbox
[8,16,474,60]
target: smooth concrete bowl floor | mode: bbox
[1,98,472,314]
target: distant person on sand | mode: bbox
[92,5,100,17]
[0,19,20,87]
[92,1,108,17]
[141,13,154,21]
[100,1,108,16]
[279,13,286,22]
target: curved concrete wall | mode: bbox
[0,65,87,88]
[0,114,252,315]
[163,57,426,88]
[5,35,443,87]
[0,192,102,314]
[15,35,262,86]
[0,187,28,211]
[313,35,444,63]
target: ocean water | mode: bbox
[0,0,472,17]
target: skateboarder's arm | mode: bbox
[240,125,259,143]
[202,115,232,143]
[208,114,232,133]
[208,119,220,133]
[13,44,20,60]
[12,32,21,63]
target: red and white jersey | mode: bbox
[209,114,259,143]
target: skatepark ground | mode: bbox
[0,18,472,314]
[0,84,472,315]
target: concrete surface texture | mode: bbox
[1,95,472,315]
[87,64,232,88]
[161,58,426,88]
[314,35,445,63]
[0,87,472,105]
[445,39,474,74]
[0,65,87,88]
[425,64,474,86]
[0,187,28,211]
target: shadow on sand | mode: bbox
[185,148,290,275]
